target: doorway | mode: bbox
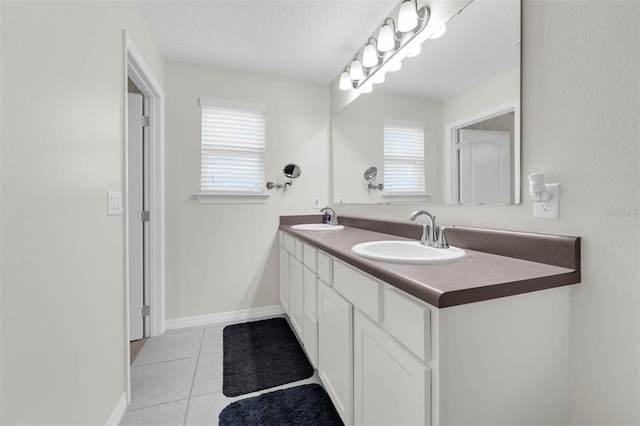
[124,31,165,404]
[445,101,521,205]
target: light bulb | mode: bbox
[389,61,402,72]
[377,23,395,52]
[362,43,379,67]
[398,0,418,32]
[350,58,364,81]
[429,24,446,39]
[407,44,421,58]
[339,70,351,90]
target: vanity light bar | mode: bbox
[339,0,430,93]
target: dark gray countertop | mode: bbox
[280,215,581,308]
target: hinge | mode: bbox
[455,142,462,150]
[141,115,150,127]
[141,210,150,222]
[142,305,150,317]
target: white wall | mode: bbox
[0,1,163,424]
[164,61,329,320]
[335,1,640,424]
[442,65,520,126]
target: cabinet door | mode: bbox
[303,266,318,367]
[279,247,289,315]
[289,257,304,339]
[318,281,353,426]
[354,310,430,426]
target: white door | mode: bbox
[459,129,511,204]
[127,93,148,341]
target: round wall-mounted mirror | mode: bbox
[364,166,377,182]
[283,163,301,179]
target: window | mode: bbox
[383,120,426,195]
[197,99,267,203]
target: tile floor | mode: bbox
[120,315,321,426]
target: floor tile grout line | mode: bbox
[132,354,201,369]
[183,326,206,426]
[126,398,190,413]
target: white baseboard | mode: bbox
[165,304,285,331]
[106,392,127,426]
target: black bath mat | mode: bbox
[219,384,344,426]
[223,317,314,397]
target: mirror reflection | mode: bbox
[283,163,302,179]
[364,167,384,190]
[332,0,521,205]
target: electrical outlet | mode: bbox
[313,195,320,209]
[533,184,559,219]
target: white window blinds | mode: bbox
[200,99,265,193]
[383,120,426,194]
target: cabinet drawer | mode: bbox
[383,287,431,362]
[303,243,317,272]
[334,260,380,323]
[317,251,333,284]
[278,231,284,247]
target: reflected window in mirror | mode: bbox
[383,120,426,195]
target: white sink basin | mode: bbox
[351,240,465,264]
[291,223,345,231]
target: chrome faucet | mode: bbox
[320,207,339,226]
[408,210,451,248]
[408,210,435,246]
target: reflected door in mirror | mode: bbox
[459,129,510,205]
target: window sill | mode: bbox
[382,193,431,203]
[195,192,270,204]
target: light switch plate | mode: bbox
[108,191,122,216]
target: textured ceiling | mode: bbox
[138,0,398,84]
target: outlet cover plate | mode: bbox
[533,184,559,219]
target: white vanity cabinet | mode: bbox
[279,230,571,426]
[278,232,320,368]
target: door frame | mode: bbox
[444,100,520,204]
[123,31,165,403]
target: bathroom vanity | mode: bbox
[279,214,580,426]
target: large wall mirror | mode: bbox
[332,0,521,205]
